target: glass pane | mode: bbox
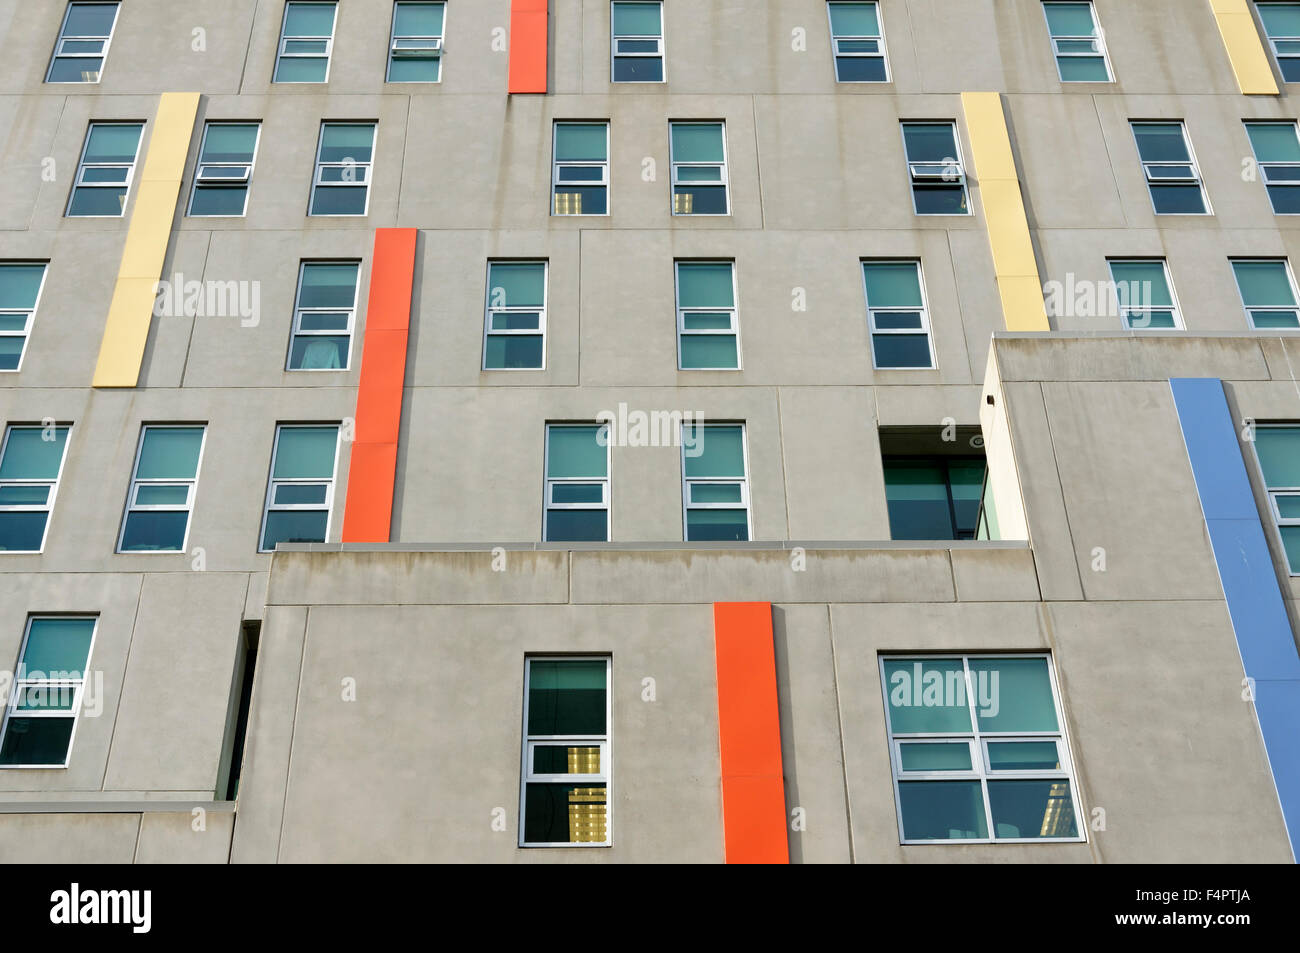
[554,124,608,162]
[298,312,350,332]
[835,56,887,82]
[1044,2,1097,36]
[969,657,1059,732]
[546,509,608,542]
[289,336,348,369]
[1281,524,1300,572]
[671,124,724,163]
[675,167,723,182]
[1109,262,1173,308]
[274,484,328,505]
[1233,261,1297,306]
[202,124,258,162]
[65,2,119,36]
[864,262,922,307]
[1267,183,1300,214]
[547,426,607,479]
[680,334,738,369]
[553,186,607,215]
[319,124,374,163]
[989,780,1078,838]
[882,658,972,733]
[1250,308,1300,328]
[524,783,607,843]
[190,185,249,216]
[136,427,203,480]
[285,1,337,36]
[0,717,75,766]
[0,485,48,505]
[1258,2,1300,37]
[0,428,68,480]
[0,337,21,370]
[394,1,444,35]
[1247,123,1300,163]
[873,311,924,330]
[1255,427,1300,487]
[490,312,541,331]
[16,685,76,712]
[484,335,544,368]
[528,659,607,735]
[133,484,189,506]
[551,483,604,504]
[1133,123,1190,162]
[0,512,49,551]
[47,58,103,83]
[0,264,46,310]
[873,334,932,369]
[69,184,129,215]
[612,1,662,34]
[677,263,735,308]
[1058,55,1109,81]
[682,425,744,478]
[275,57,328,82]
[948,460,986,538]
[913,185,969,215]
[1276,495,1300,518]
[898,781,987,840]
[899,742,972,772]
[1149,183,1206,214]
[0,315,27,331]
[685,508,749,541]
[533,744,600,774]
[1282,57,1300,83]
[682,312,732,330]
[903,124,958,163]
[311,185,368,215]
[388,56,440,82]
[261,510,328,549]
[488,263,545,309]
[273,426,338,479]
[1125,309,1177,330]
[84,123,142,163]
[21,618,94,675]
[673,185,728,214]
[829,2,880,36]
[884,461,953,539]
[613,57,663,82]
[987,741,1061,771]
[120,510,189,551]
[557,166,605,182]
[690,483,743,503]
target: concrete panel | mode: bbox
[134,808,235,863]
[0,812,140,863]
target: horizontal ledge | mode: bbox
[0,801,234,814]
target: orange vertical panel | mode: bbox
[713,602,789,864]
[509,0,549,93]
[342,228,417,544]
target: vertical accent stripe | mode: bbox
[960,92,1049,333]
[92,91,200,388]
[1171,378,1300,861]
[713,601,789,864]
[508,0,549,93]
[342,228,418,543]
[1210,0,1280,95]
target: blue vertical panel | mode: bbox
[1170,377,1300,861]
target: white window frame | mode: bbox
[482,260,548,371]
[519,655,613,847]
[1251,425,1300,575]
[543,424,611,543]
[287,260,360,372]
[826,1,890,83]
[1245,120,1300,215]
[552,122,610,217]
[45,2,119,84]
[861,259,937,370]
[675,260,741,371]
[273,1,337,84]
[0,616,97,769]
[1106,258,1185,331]
[1130,121,1212,216]
[308,122,376,217]
[65,121,143,218]
[186,121,262,218]
[1231,257,1300,329]
[1041,1,1113,83]
[879,653,1085,845]
[0,424,71,555]
[0,262,49,374]
[669,121,730,216]
[610,0,666,84]
[680,423,752,542]
[387,1,445,83]
[115,425,206,555]
[1256,2,1300,80]
[258,424,340,554]
[900,121,970,217]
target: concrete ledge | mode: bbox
[992,334,1271,382]
[0,801,234,813]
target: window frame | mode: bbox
[186,121,262,218]
[1129,120,1212,216]
[65,121,144,218]
[257,423,341,554]
[45,2,120,85]
[1255,2,1300,82]
[1106,258,1185,331]
[542,424,612,543]
[668,120,730,216]
[308,121,377,218]
[861,258,937,370]
[675,259,741,371]
[0,616,98,769]
[0,261,50,374]
[826,1,890,83]
[551,121,611,217]
[115,425,207,555]
[0,423,72,555]
[273,0,337,84]
[610,0,666,84]
[1230,257,1300,329]
[900,121,971,217]
[483,259,548,371]
[1252,425,1300,575]
[1244,120,1300,215]
[287,259,360,372]
[387,1,446,83]
[680,422,753,542]
[883,454,987,541]
[1041,1,1113,83]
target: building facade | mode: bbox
[0,0,1297,863]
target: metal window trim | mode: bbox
[0,423,71,554]
[1230,256,1300,328]
[115,424,206,554]
[45,1,119,84]
[287,259,360,371]
[273,0,337,83]
[862,258,937,369]
[679,422,752,541]
[483,259,549,371]
[1129,120,1213,216]
[542,423,611,541]
[551,121,612,216]
[900,121,971,216]
[610,0,666,84]
[826,1,891,83]
[1106,257,1186,331]
[257,423,341,553]
[0,614,97,770]
[1042,0,1114,82]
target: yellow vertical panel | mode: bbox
[1210,0,1280,95]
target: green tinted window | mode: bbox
[683,425,744,478]
[0,427,68,480]
[555,124,608,162]
[136,428,203,480]
[20,618,94,676]
[969,657,1059,732]
[273,426,338,480]
[1256,427,1300,487]
[527,660,607,735]
[488,263,545,308]
[547,427,607,479]
[883,658,972,733]
[671,124,724,163]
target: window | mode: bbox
[862,260,935,369]
[46,2,118,83]
[827,2,887,82]
[1107,259,1183,330]
[484,261,546,369]
[676,261,740,370]
[669,122,728,215]
[117,426,205,553]
[1130,122,1209,215]
[1232,258,1300,328]
[0,425,70,553]
[520,657,611,847]
[1252,425,1300,572]
[0,617,96,768]
[309,122,375,216]
[388,2,444,82]
[1042,2,1112,82]
[288,261,359,370]
[611,1,664,82]
[1256,2,1300,82]
[66,122,143,217]
[544,425,610,542]
[682,423,750,541]
[1245,121,1300,214]
[884,456,986,540]
[0,263,48,372]
[187,122,261,217]
[552,123,609,216]
[259,425,339,552]
[879,654,1082,844]
[274,1,336,83]
[901,122,969,215]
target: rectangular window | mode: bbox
[388,1,445,82]
[669,122,728,215]
[0,425,70,553]
[1131,121,1210,215]
[187,122,261,217]
[676,261,740,370]
[520,657,611,846]
[259,424,339,552]
[901,122,969,215]
[827,2,888,82]
[46,2,119,83]
[484,261,546,370]
[274,1,337,83]
[1042,2,1112,82]
[1252,425,1300,572]
[288,261,359,370]
[880,654,1083,844]
[66,122,143,217]
[682,423,750,541]
[310,122,375,216]
[1256,2,1300,82]
[544,425,610,542]
[117,426,205,553]
[552,122,609,216]
[1245,121,1300,214]
[884,456,986,540]
[862,260,935,369]
[0,617,97,768]
[0,263,49,372]
[611,1,664,83]
[1107,259,1183,330]
[1232,258,1300,328]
